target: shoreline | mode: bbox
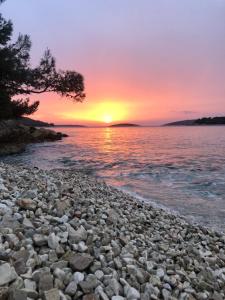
[0,162,225,299]
[0,120,67,156]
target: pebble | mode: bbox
[0,162,224,299]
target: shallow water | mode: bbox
[3,126,225,231]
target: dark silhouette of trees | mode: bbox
[0,1,85,120]
[195,117,225,125]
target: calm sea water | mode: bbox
[3,126,225,231]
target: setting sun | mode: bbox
[103,114,113,123]
[58,101,129,124]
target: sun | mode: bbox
[103,114,113,123]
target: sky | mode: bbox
[1,0,225,125]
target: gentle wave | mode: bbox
[3,126,225,231]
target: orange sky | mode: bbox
[2,0,225,125]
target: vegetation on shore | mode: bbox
[0,0,85,120]
[164,116,225,126]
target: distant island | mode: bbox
[164,117,225,126]
[109,123,140,127]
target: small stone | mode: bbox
[0,287,8,300]
[65,281,77,296]
[51,260,68,270]
[95,270,104,280]
[108,278,121,295]
[23,218,34,228]
[79,275,98,293]
[33,234,47,246]
[78,241,88,252]
[156,268,165,279]
[69,225,87,243]
[83,294,97,300]
[73,272,85,284]
[53,268,65,281]
[24,279,36,290]
[48,233,60,249]
[21,288,39,299]
[8,288,27,300]
[16,198,37,210]
[39,273,53,292]
[0,215,20,230]
[125,286,140,300]
[69,254,94,271]
[162,288,171,300]
[0,263,17,286]
[13,259,27,275]
[43,288,60,300]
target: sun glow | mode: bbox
[59,101,129,124]
[103,114,113,123]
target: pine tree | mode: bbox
[0,1,85,119]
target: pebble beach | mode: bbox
[0,162,225,300]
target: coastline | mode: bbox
[0,120,67,156]
[0,162,224,299]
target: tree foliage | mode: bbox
[0,1,85,119]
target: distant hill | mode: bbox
[54,125,87,127]
[164,117,225,126]
[18,117,54,127]
[163,119,196,126]
[109,123,140,127]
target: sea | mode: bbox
[3,126,225,232]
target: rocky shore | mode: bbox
[0,163,225,300]
[0,120,67,156]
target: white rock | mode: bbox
[73,272,84,284]
[48,233,60,249]
[156,268,165,279]
[78,241,88,252]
